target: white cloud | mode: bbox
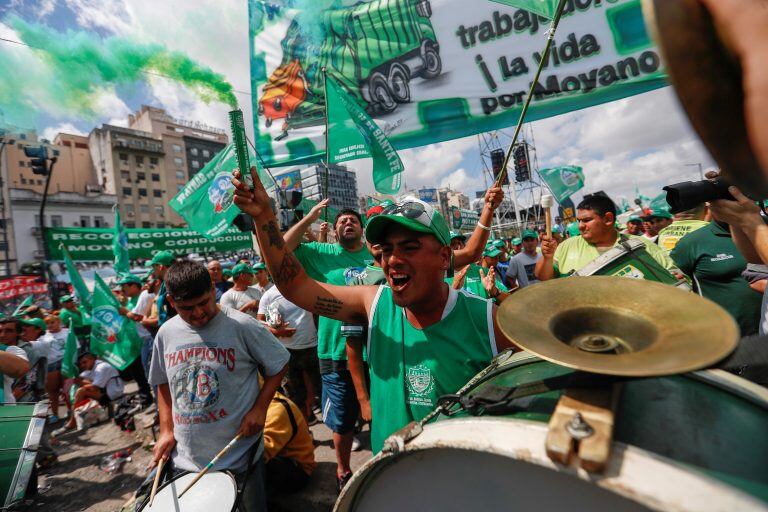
[40,122,85,141]
[440,167,484,193]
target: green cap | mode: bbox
[511,237,522,245]
[449,231,466,242]
[117,274,143,286]
[483,247,501,258]
[365,199,451,246]
[146,250,175,267]
[521,229,537,240]
[20,317,47,332]
[253,262,266,271]
[490,239,506,249]
[566,222,580,237]
[628,215,643,223]
[222,269,233,278]
[60,294,74,303]
[231,262,255,277]
[552,225,562,234]
[643,209,673,220]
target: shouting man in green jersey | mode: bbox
[233,169,516,461]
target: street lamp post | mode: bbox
[0,131,14,277]
[685,163,704,180]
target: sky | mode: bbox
[0,0,716,210]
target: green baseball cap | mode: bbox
[365,199,451,246]
[59,294,74,303]
[521,229,537,240]
[552,225,562,234]
[145,250,175,267]
[566,222,580,237]
[449,231,466,242]
[511,237,522,245]
[231,262,255,277]
[253,262,266,271]
[117,274,143,286]
[642,209,673,220]
[20,317,47,332]
[628,215,643,223]
[490,239,506,249]
[483,247,501,258]
[222,269,232,278]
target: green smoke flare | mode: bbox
[1,15,237,124]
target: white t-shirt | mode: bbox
[36,328,69,364]
[81,359,124,400]
[132,290,155,339]
[257,286,318,350]
[3,345,28,404]
[252,282,273,295]
[220,287,263,318]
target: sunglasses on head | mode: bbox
[381,201,427,219]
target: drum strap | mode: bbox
[274,397,298,444]
[436,372,626,416]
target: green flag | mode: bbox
[89,274,142,370]
[62,244,92,310]
[113,208,130,275]
[325,74,403,195]
[61,321,79,378]
[169,143,274,239]
[489,0,560,18]
[12,296,33,317]
[539,166,585,203]
[649,192,671,213]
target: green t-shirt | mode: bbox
[294,242,373,364]
[671,222,761,336]
[657,220,709,253]
[447,263,508,299]
[368,285,496,453]
[60,307,87,328]
[553,232,675,276]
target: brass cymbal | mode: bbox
[497,276,739,377]
[642,0,767,196]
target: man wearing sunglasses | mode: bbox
[233,169,516,461]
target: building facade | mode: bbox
[300,164,359,212]
[437,188,470,221]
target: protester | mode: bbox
[16,317,48,402]
[488,239,511,285]
[116,274,154,406]
[535,195,674,280]
[551,225,564,244]
[510,237,522,255]
[220,263,262,317]
[565,221,580,238]
[657,204,709,253]
[145,250,177,327]
[207,259,233,302]
[0,317,30,404]
[58,352,125,432]
[641,209,674,243]
[59,295,89,342]
[233,170,516,465]
[624,215,644,236]
[252,262,273,295]
[257,283,320,423]
[509,229,541,288]
[39,315,70,422]
[149,260,289,512]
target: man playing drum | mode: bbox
[148,260,290,512]
[232,168,516,457]
[535,194,674,281]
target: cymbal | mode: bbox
[642,0,767,196]
[497,276,739,377]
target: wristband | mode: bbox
[478,222,491,232]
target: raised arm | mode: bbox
[454,186,503,268]
[535,236,558,281]
[233,169,375,324]
[283,199,330,251]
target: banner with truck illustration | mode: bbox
[249,0,666,167]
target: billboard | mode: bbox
[418,188,438,203]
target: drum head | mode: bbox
[143,471,237,512]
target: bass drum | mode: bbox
[336,352,768,512]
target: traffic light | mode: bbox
[513,144,529,182]
[490,149,508,185]
[23,145,50,175]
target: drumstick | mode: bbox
[178,433,243,498]
[541,194,555,238]
[149,457,165,506]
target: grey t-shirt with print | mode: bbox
[220,287,263,317]
[148,305,289,472]
[511,251,541,287]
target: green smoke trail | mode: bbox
[0,14,238,124]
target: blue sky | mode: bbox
[0,0,715,208]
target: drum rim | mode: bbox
[3,401,47,508]
[143,470,238,511]
[335,418,767,512]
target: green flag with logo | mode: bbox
[325,74,403,195]
[489,0,560,18]
[61,321,79,378]
[89,274,142,370]
[62,244,92,310]
[113,208,130,275]
[169,143,274,239]
[539,166,585,204]
[12,296,34,317]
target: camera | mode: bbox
[662,178,734,214]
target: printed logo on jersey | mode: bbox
[343,266,365,285]
[172,363,221,414]
[406,364,435,407]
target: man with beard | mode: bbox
[232,169,515,470]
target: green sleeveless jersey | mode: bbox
[368,285,497,453]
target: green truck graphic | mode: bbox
[258,0,442,136]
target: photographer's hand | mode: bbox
[709,186,762,230]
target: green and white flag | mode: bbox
[12,296,34,317]
[539,166,585,203]
[325,75,403,195]
[62,244,92,310]
[89,274,142,370]
[649,192,671,213]
[112,208,130,275]
[490,0,561,18]
[169,143,274,239]
[61,321,79,378]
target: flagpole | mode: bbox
[322,68,330,225]
[495,0,568,188]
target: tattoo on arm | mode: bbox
[314,296,344,316]
[263,221,285,249]
[274,253,301,285]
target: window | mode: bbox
[174,157,183,166]
[137,172,146,181]
[20,177,27,184]
[142,221,151,228]
[122,187,132,196]
[37,180,42,185]
[172,144,182,153]
[190,147,199,156]
[138,188,147,197]
[155,205,164,216]
[51,215,63,227]
[150,157,159,165]
[18,160,25,167]
[140,204,149,214]
[126,221,136,228]
[191,160,200,169]
[175,170,185,180]
[135,156,144,167]
[19,133,26,140]
[125,204,135,214]
[80,216,90,228]
[151,173,160,182]
[203,149,210,158]
[121,171,130,181]
[177,184,184,192]
[119,153,128,162]
[94,216,105,227]
[17,143,23,149]
[153,190,162,198]
[156,222,166,228]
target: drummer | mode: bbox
[535,194,674,280]
[148,260,289,512]
[232,169,516,456]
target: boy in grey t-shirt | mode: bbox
[149,261,289,512]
